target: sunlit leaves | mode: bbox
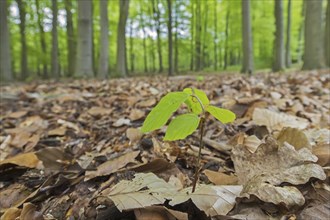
[183,88,209,114]
[206,105,236,124]
[164,114,200,141]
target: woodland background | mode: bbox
[0,0,330,82]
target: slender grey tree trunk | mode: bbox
[76,0,93,77]
[174,1,179,73]
[201,3,208,69]
[140,13,148,73]
[190,0,195,71]
[0,0,12,82]
[98,0,109,79]
[224,9,230,70]
[65,0,75,77]
[167,0,173,76]
[241,0,254,74]
[297,1,305,63]
[273,0,285,71]
[16,0,28,80]
[152,0,163,73]
[302,0,324,70]
[52,0,59,79]
[195,0,202,71]
[129,19,135,73]
[36,0,48,78]
[285,0,292,67]
[116,0,130,77]
[325,0,330,67]
[213,0,218,71]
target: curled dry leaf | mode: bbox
[129,109,145,121]
[126,128,143,143]
[87,106,112,116]
[252,108,309,132]
[203,169,238,185]
[1,207,21,220]
[231,136,326,208]
[0,152,40,168]
[276,127,311,150]
[112,118,131,127]
[134,206,187,220]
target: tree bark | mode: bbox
[129,19,135,73]
[65,0,75,77]
[16,0,28,80]
[0,0,12,82]
[116,0,130,77]
[35,0,48,78]
[174,1,179,73]
[285,0,292,67]
[98,0,109,79]
[51,0,59,79]
[241,0,254,74]
[302,0,324,70]
[166,0,173,76]
[140,13,148,73]
[297,0,305,63]
[325,0,330,67]
[152,0,163,73]
[213,0,218,71]
[224,9,230,70]
[190,0,195,71]
[273,0,285,71]
[76,0,94,77]
[201,3,208,69]
[195,0,202,71]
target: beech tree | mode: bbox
[98,0,109,79]
[273,0,285,71]
[51,0,59,79]
[16,0,28,79]
[241,0,254,74]
[0,0,12,82]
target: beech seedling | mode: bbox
[141,88,236,192]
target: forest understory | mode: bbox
[0,70,329,220]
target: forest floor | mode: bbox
[0,70,329,220]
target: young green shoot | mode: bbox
[141,88,236,192]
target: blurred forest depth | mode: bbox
[0,0,329,81]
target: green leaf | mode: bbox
[206,105,236,124]
[164,113,200,141]
[141,92,190,133]
[183,88,209,114]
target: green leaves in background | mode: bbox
[183,88,209,114]
[164,114,200,141]
[141,92,189,133]
[206,105,236,124]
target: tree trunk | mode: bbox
[241,0,254,74]
[285,0,292,67]
[51,0,59,79]
[213,0,218,71]
[129,19,135,73]
[140,13,148,73]
[325,0,330,67]
[201,3,208,69]
[116,0,130,77]
[195,0,202,71]
[152,0,163,73]
[16,0,28,80]
[302,0,324,70]
[35,0,48,78]
[76,0,94,77]
[174,1,179,73]
[65,0,75,77]
[0,0,12,82]
[166,0,173,76]
[273,0,285,71]
[297,0,305,63]
[224,9,230,70]
[98,0,109,79]
[190,0,195,71]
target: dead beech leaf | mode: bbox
[87,106,112,116]
[169,184,242,216]
[299,203,330,220]
[85,151,140,181]
[129,109,145,121]
[112,118,131,127]
[277,127,311,150]
[20,203,43,220]
[232,136,326,207]
[134,206,188,220]
[312,144,330,166]
[203,169,238,185]
[100,173,176,212]
[126,128,143,143]
[48,127,66,136]
[136,98,157,108]
[244,135,262,153]
[0,207,21,220]
[252,108,309,131]
[0,152,40,168]
[7,111,28,119]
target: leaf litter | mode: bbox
[0,70,329,219]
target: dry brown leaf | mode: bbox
[298,203,330,220]
[232,136,326,207]
[252,108,309,131]
[136,98,157,108]
[134,206,187,220]
[129,109,145,121]
[7,111,28,119]
[169,184,242,217]
[20,203,44,220]
[85,151,140,181]
[312,144,330,166]
[0,152,40,168]
[126,128,143,143]
[277,127,312,150]
[243,135,262,153]
[203,169,238,185]
[100,173,176,212]
[0,207,21,220]
[87,106,112,116]
[48,127,67,136]
[112,118,131,127]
